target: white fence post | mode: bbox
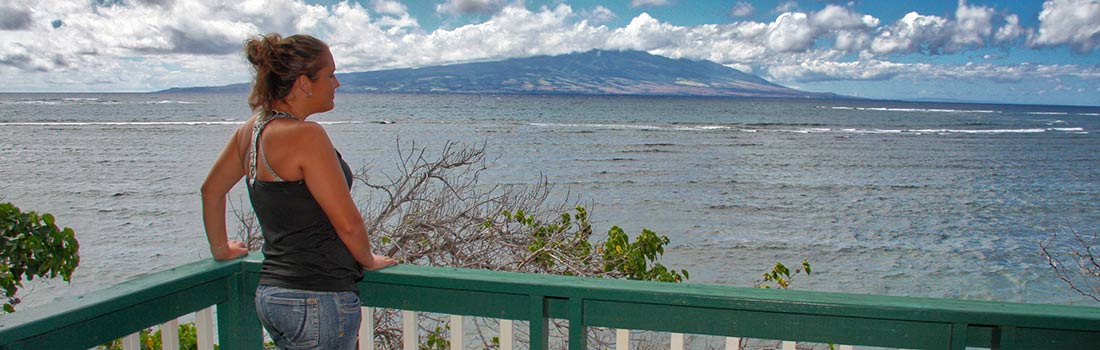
[616,329,630,350]
[161,319,180,350]
[670,333,685,350]
[121,333,140,350]
[360,307,374,350]
[450,315,463,350]
[782,341,796,350]
[725,337,741,350]
[403,311,417,350]
[196,307,215,350]
[499,319,514,350]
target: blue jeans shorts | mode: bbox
[255,285,361,350]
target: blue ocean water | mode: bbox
[1,93,1098,309]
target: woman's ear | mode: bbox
[296,74,313,98]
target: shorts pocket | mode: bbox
[262,296,320,349]
[337,292,361,315]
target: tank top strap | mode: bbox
[248,111,297,186]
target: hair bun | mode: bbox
[244,33,283,68]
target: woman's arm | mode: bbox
[200,127,250,261]
[295,123,396,270]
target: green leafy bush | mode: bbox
[503,206,688,283]
[0,202,80,313]
[96,322,223,350]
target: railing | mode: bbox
[3,254,1100,350]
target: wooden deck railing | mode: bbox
[2,254,1100,350]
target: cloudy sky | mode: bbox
[2,0,1098,106]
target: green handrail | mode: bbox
[2,254,1099,350]
[0,257,260,350]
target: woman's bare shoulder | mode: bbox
[287,120,332,142]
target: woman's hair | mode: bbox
[243,33,330,115]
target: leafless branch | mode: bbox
[1041,228,1100,303]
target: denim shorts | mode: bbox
[255,285,361,350]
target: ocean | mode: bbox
[2,92,1099,310]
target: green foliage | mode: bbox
[503,207,594,274]
[0,202,80,313]
[756,260,812,289]
[602,226,688,282]
[422,324,451,350]
[500,206,688,283]
[95,322,219,350]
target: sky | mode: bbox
[1,0,1098,106]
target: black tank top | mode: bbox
[247,113,362,292]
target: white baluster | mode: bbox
[360,307,373,350]
[403,310,417,350]
[670,333,685,350]
[500,319,514,350]
[161,319,180,350]
[121,333,140,350]
[616,329,630,350]
[450,315,463,350]
[725,337,741,350]
[196,307,215,350]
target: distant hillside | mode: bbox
[163,50,839,99]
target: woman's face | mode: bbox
[311,50,340,113]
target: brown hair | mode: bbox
[243,33,330,115]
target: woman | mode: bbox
[201,33,396,350]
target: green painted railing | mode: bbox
[3,254,1100,349]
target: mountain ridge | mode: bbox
[162,50,842,99]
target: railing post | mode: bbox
[616,329,630,350]
[122,333,140,350]
[500,319,514,350]
[568,298,586,350]
[360,307,374,350]
[217,261,263,350]
[994,326,1017,350]
[725,337,740,350]
[161,319,180,350]
[403,310,417,350]
[196,307,215,350]
[950,323,968,350]
[450,315,464,350]
[670,333,684,350]
[529,295,548,350]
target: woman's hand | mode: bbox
[211,240,249,260]
[363,254,397,270]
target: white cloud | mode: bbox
[631,0,672,8]
[949,0,994,50]
[0,0,1096,104]
[867,1,1032,55]
[834,31,870,52]
[870,12,949,54]
[0,3,33,30]
[436,0,506,15]
[765,58,1100,86]
[767,59,908,82]
[606,13,680,51]
[581,6,616,24]
[729,2,754,18]
[773,1,798,14]
[371,0,407,16]
[1030,0,1100,53]
[808,5,877,51]
[994,14,1024,43]
[766,12,815,52]
[810,5,873,31]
